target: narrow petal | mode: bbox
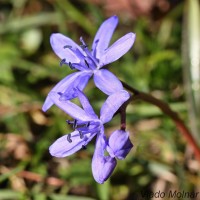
[99,33,136,67]
[93,69,123,95]
[61,73,92,100]
[100,90,130,124]
[75,89,98,119]
[92,16,118,59]
[49,130,96,157]
[50,33,85,63]
[42,72,81,112]
[42,97,54,113]
[92,155,117,184]
[92,130,117,184]
[107,130,133,160]
[49,92,93,121]
[42,71,92,112]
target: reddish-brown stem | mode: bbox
[122,81,200,162]
[119,102,127,131]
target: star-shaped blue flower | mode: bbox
[48,89,132,183]
[92,128,133,183]
[42,16,136,112]
[48,89,130,157]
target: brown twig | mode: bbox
[122,81,200,162]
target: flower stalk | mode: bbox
[121,80,200,162]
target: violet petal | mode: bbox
[100,33,136,67]
[60,73,92,100]
[49,130,96,157]
[50,33,85,63]
[100,90,130,124]
[92,15,118,59]
[93,69,123,95]
[75,89,98,119]
[49,92,93,121]
[42,71,92,112]
[91,130,117,184]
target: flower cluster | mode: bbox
[43,16,135,184]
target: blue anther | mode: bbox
[72,119,77,129]
[82,145,87,150]
[63,45,72,49]
[60,58,66,66]
[85,122,90,127]
[79,131,83,139]
[67,134,72,143]
[69,62,75,70]
[84,60,89,68]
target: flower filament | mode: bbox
[66,119,101,143]
[62,37,100,70]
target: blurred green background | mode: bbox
[0,0,199,200]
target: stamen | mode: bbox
[64,44,86,62]
[84,59,89,68]
[79,131,83,139]
[58,92,63,96]
[79,37,98,69]
[92,39,99,57]
[63,45,72,49]
[80,44,88,48]
[73,119,77,129]
[82,145,87,150]
[66,120,73,125]
[80,37,88,49]
[85,122,90,127]
[95,39,99,44]
[67,134,72,143]
[60,58,66,66]
[69,62,75,70]
[66,119,78,129]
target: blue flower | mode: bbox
[107,129,133,160]
[92,129,133,183]
[48,89,131,183]
[48,89,130,157]
[42,16,136,112]
[92,130,117,184]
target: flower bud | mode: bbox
[107,130,133,160]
